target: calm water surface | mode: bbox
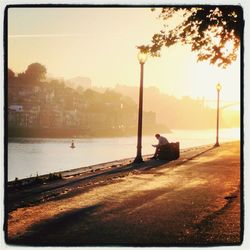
[8,128,240,181]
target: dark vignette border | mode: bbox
[3,3,245,247]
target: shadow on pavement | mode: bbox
[8,203,104,246]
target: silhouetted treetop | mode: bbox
[17,63,47,83]
[8,69,15,80]
[139,6,243,67]
[25,63,47,81]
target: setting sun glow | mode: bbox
[8,8,240,105]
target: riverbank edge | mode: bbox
[7,141,225,187]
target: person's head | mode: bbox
[155,134,160,139]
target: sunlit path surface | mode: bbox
[7,141,241,246]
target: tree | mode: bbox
[17,63,47,82]
[17,72,27,81]
[8,68,15,80]
[76,85,84,93]
[103,89,122,104]
[25,63,47,82]
[139,6,243,68]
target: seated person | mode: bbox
[151,133,169,159]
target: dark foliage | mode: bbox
[17,63,47,82]
[8,68,15,80]
[139,6,243,67]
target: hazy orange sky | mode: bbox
[8,7,241,105]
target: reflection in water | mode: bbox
[8,128,240,181]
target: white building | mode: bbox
[8,105,23,112]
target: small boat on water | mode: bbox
[70,140,75,148]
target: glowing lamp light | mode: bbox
[137,51,148,64]
[216,83,222,92]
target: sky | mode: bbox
[7,7,241,104]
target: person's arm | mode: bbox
[153,140,161,148]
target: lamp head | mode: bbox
[137,51,148,64]
[216,83,222,92]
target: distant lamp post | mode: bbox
[215,83,222,147]
[134,51,148,163]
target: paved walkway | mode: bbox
[6,141,242,246]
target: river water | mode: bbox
[7,128,240,181]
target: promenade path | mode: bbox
[6,141,242,246]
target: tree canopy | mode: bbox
[139,6,243,68]
[8,69,15,80]
[17,63,47,82]
[25,63,47,81]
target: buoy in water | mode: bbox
[70,140,75,148]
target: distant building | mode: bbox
[8,104,23,112]
[8,110,39,128]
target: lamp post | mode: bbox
[215,83,222,147]
[134,51,148,163]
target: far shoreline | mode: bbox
[7,126,239,140]
[7,127,171,139]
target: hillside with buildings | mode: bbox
[7,67,164,138]
[114,85,240,129]
[7,63,239,138]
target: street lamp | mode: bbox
[134,51,148,163]
[214,83,222,147]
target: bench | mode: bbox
[158,142,180,160]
